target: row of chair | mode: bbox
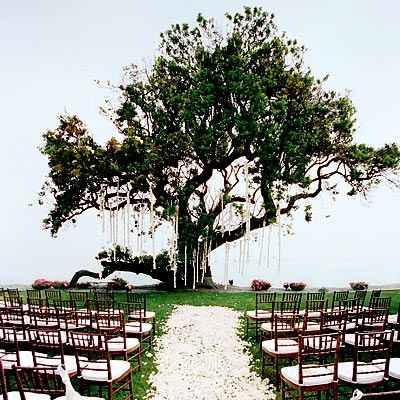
[0,294,156,399]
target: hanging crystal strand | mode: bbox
[267,224,272,269]
[258,220,266,269]
[201,236,207,283]
[115,178,120,247]
[223,243,228,290]
[184,245,187,288]
[173,204,179,289]
[192,249,196,289]
[149,181,156,270]
[277,207,281,274]
[126,187,130,249]
[244,162,251,266]
[196,239,201,288]
[135,206,140,256]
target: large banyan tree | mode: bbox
[39,8,400,288]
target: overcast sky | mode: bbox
[1,1,400,287]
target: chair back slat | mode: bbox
[305,300,327,313]
[282,292,302,302]
[298,333,341,385]
[306,292,326,301]
[331,290,349,309]
[13,366,65,398]
[368,297,391,310]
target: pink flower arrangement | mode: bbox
[32,279,69,290]
[251,279,272,291]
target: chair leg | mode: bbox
[246,317,249,338]
[275,357,280,388]
[280,380,286,400]
[129,374,134,400]
[261,351,265,377]
[107,382,113,400]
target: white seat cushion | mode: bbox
[34,355,87,375]
[388,314,398,324]
[246,310,272,320]
[125,322,152,334]
[329,322,356,331]
[0,392,51,400]
[262,339,298,355]
[129,311,155,320]
[80,360,131,382]
[0,351,34,369]
[281,365,333,386]
[107,337,140,353]
[338,361,384,384]
[385,357,400,379]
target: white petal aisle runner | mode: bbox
[148,305,275,400]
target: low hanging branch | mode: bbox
[39,7,400,288]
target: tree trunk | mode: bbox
[69,270,100,288]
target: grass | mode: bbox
[18,289,400,399]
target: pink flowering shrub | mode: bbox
[32,279,69,290]
[349,281,368,291]
[251,279,272,291]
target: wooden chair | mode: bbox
[306,292,326,301]
[45,290,62,305]
[120,303,152,352]
[282,292,303,302]
[0,307,29,341]
[0,326,33,370]
[245,292,277,339]
[87,299,115,314]
[70,331,134,400]
[331,290,349,310]
[368,290,382,305]
[280,332,341,400]
[93,290,114,303]
[360,308,389,331]
[126,293,156,324]
[368,297,391,311]
[321,310,348,345]
[261,314,301,385]
[68,291,89,309]
[95,312,140,368]
[14,365,64,399]
[29,307,60,330]
[28,328,79,377]
[352,290,367,309]
[26,290,43,301]
[260,301,301,341]
[302,300,327,318]
[338,330,393,390]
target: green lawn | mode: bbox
[18,289,400,399]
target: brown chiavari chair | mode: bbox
[352,290,367,309]
[368,289,382,305]
[0,307,29,341]
[302,300,327,318]
[331,290,349,310]
[94,312,140,368]
[14,365,64,399]
[368,297,391,311]
[93,290,114,303]
[282,292,303,302]
[26,290,42,301]
[360,308,389,331]
[306,292,326,301]
[338,330,394,389]
[119,302,152,351]
[321,310,348,345]
[245,292,277,339]
[261,314,302,384]
[126,292,155,324]
[27,298,49,314]
[45,290,62,306]
[87,299,115,314]
[69,310,93,331]
[0,326,33,371]
[70,331,134,400]
[260,301,301,341]
[68,291,89,309]
[30,307,60,331]
[281,332,341,400]
[338,298,361,330]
